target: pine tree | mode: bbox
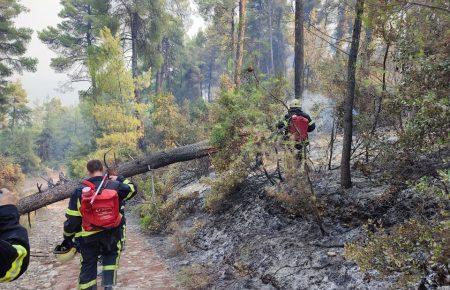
[3,81,30,129]
[0,0,37,100]
[38,0,117,82]
[92,29,148,153]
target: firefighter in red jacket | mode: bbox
[0,188,30,283]
[58,160,136,290]
[277,99,316,160]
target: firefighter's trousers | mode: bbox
[78,229,122,290]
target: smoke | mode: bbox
[293,90,335,135]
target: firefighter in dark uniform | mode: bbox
[59,160,136,290]
[277,99,316,160]
[0,188,30,283]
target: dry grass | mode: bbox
[177,264,217,290]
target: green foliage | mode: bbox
[149,93,187,148]
[345,219,449,287]
[140,188,200,233]
[0,128,40,173]
[34,98,94,170]
[0,81,31,128]
[0,82,39,173]
[67,28,148,178]
[148,93,208,149]
[205,76,284,212]
[410,171,450,199]
[89,28,144,151]
[38,0,117,81]
[0,0,37,92]
[396,92,449,151]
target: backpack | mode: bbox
[288,114,309,142]
[79,180,122,231]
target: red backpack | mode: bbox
[80,180,122,231]
[288,114,309,142]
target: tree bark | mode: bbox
[328,110,336,170]
[17,141,217,214]
[234,0,247,86]
[333,2,345,56]
[340,0,364,189]
[268,0,275,75]
[294,0,304,99]
[208,47,216,102]
[131,9,140,101]
[231,5,236,64]
[371,42,389,134]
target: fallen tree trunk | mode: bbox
[17,141,216,214]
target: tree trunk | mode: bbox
[333,2,345,56]
[155,70,161,93]
[328,110,336,170]
[268,0,275,75]
[208,47,216,102]
[294,0,304,99]
[275,5,287,76]
[86,4,96,93]
[340,0,364,189]
[234,0,247,86]
[131,9,140,101]
[231,5,236,63]
[17,141,217,214]
[371,42,389,134]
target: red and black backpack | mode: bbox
[79,180,122,231]
[288,114,309,142]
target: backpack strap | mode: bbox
[82,180,96,190]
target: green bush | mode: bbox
[205,76,285,212]
[345,218,449,287]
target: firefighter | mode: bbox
[0,188,30,283]
[58,160,135,290]
[277,99,316,160]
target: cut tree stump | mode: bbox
[17,141,216,214]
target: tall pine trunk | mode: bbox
[231,5,236,65]
[208,47,216,102]
[131,10,140,101]
[268,0,275,75]
[234,0,247,86]
[340,0,364,189]
[294,0,304,99]
[333,3,345,56]
[86,4,97,96]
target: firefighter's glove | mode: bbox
[60,238,74,251]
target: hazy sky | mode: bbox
[14,0,204,106]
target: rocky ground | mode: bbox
[0,198,177,290]
[148,167,448,290]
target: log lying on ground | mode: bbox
[17,141,216,214]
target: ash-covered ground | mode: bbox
[144,167,447,290]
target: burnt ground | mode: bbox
[147,168,448,290]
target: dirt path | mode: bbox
[0,200,178,290]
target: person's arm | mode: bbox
[116,176,137,201]
[63,189,82,242]
[0,189,30,282]
[301,112,316,132]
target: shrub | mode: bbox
[205,75,285,212]
[140,190,200,233]
[0,156,24,189]
[177,263,217,290]
[344,218,449,287]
